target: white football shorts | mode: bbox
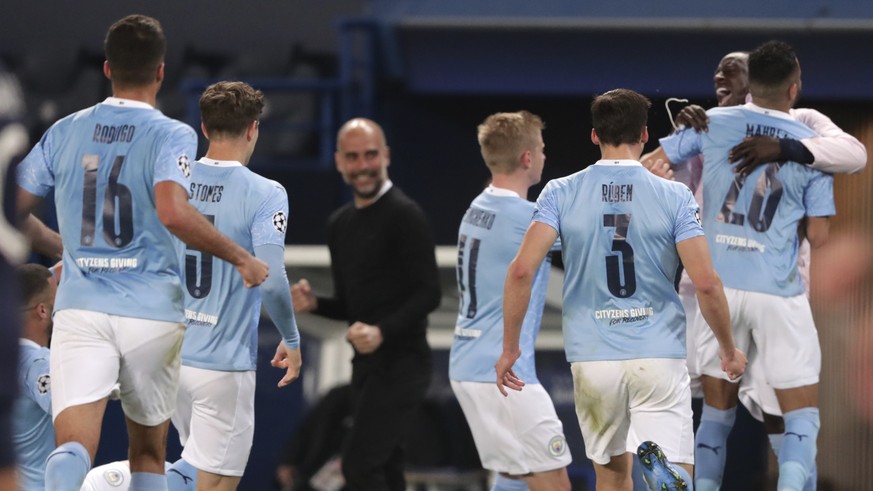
[451,380,571,475]
[696,288,820,390]
[738,344,782,421]
[50,309,184,426]
[173,366,256,476]
[571,358,694,466]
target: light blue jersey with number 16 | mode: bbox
[17,97,196,322]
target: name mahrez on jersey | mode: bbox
[462,208,495,230]
[185,309,218,327]
[595,307,654,325]
[92,123,135,144]
[745,124,790,139]
[602,183,633,203]
[75,256,138,271]
[189,182,224,202]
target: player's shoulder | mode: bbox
[148,114,197,140]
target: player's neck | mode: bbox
[22,323,48,348]
[490,173,530,199]
[111,84,158,107]
[750,97,791,113]
[204,143,249,166]
[599,142,643,162]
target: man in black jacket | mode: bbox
[292,118,441,491]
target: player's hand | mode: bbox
[271,341,302,388]
[237,254,269,288]
[346,322,383,354]
[495,349,524,396]
[49,261,63,286]
[729,136,780,175]
[290,279,318,313]
[675,105,709,133]
[719,347,747,381]
[643,158,674,180]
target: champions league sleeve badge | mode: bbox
[177,155,191,178]
[272,211,287,234]
[36,373,51,395]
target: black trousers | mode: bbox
[341,351,432,491]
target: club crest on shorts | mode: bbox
[272,211,287,234]
[103,468,125,486]
[177,155,191,178]
[36,374,50,395]
[548,435,567,456]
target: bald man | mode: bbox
[291,119,441,490]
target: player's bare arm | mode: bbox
[677,235,746,380]
[155,180,268,287]
[804,216,830,250]
[15,188,62,259]
[498,221,557,396]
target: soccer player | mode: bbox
[13,264,57,490]
[496,88,746,491]
[166,81,302,491]
[449,111,571,491]
[81,461,172,491]
[15,15,269,491]
[291,118,441,490]
[0,58,31,491]
[645,49,866,491]
[655,41,833,491]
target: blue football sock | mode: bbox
[167,458,198,491]
[772,430,817,491]
[491,474,528,491]
[777,407,819,491]
[694,404,736,490]
[44,441,91,491]
[131,471,167,491]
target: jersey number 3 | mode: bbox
[604,213,636,298]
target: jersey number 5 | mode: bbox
[80,154,133,247]
[603,213,636,298]
[185,215,215,298]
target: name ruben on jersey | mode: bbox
[595,307,655,326]
[75,256,138,272]
[185,309,218,327]
[602,182,633,203]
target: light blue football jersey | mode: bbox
[180,158,292,371]
[17,98,196,322]
[449,186,558,384]
[660,103,835,296]
[12,340,54,491]
[534,160,703,363]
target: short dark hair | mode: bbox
[17,264,52,307]
[591,89,651,146]
[199,81,265,137]
[748,41,799,98]
[104,14,166,87]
